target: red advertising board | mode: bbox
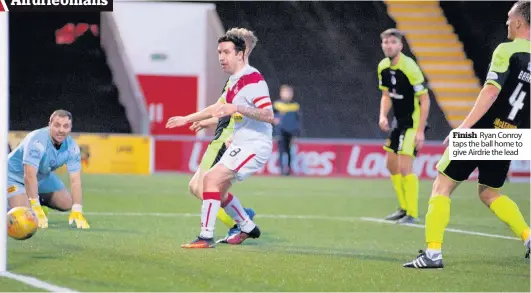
[154,137,529,181]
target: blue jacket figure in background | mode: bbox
[273,84,302,176]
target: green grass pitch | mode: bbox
[2,174,530,292]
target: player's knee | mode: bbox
[58,196,73,212]
[431,174,452,197]
[187,183,195,196]
[50,191,73,211]
[191,183,203,199]
[386,159,399,174]
[398,156,413,176]
[399,165,412,176]
[7,194,30,209]
[203,171,217,191]
[188,179,198,197]
[478,185,499,206]
[204,167,229,192]
[431,180,447,197]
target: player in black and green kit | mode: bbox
[168,28,258,243]
[404,1,530,269]
[377,29,431,224]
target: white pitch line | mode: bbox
[78,212,520,241]
[0,271,78,292]
[359,217,520,241]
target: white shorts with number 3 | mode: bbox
[218,142,272,183]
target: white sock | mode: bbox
[199,192,221,239]
[222,193,255,233]
[426,249,442,261]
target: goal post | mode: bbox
[0,12,10,273]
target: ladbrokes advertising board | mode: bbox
[154,137,529,181]
[8,131,152,175]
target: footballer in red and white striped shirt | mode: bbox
[176,32,273,249]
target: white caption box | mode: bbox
[449,129,531,161]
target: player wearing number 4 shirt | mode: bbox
[404,0,531,269]
[169,33,273,248]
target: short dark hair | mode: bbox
[514,1,530,25]
[217,34,247,56]
[49,109,72,122]
[380,28,404,42]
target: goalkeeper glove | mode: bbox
[68,204,90,229]
[30,198,48,229]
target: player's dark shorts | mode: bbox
[383,127,419,157]
[38,192,60,210]
[436,147,511,189]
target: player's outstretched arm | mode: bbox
[212,98,275,123]
[190,117,219,133]
[23,164,48,228]
[22,137,48,228]
[185,103,219,122]
[166,101,222,128]
[212,103,274,123]
[68,171,90,229]
[211,82,274,123]
[69,171,83,208]
[235,105,274,123]
[379,90,392,131]
[458,84,500,129]
[201,117,220,127]
[23,165,39,203]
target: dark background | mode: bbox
[9,1,513,139]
